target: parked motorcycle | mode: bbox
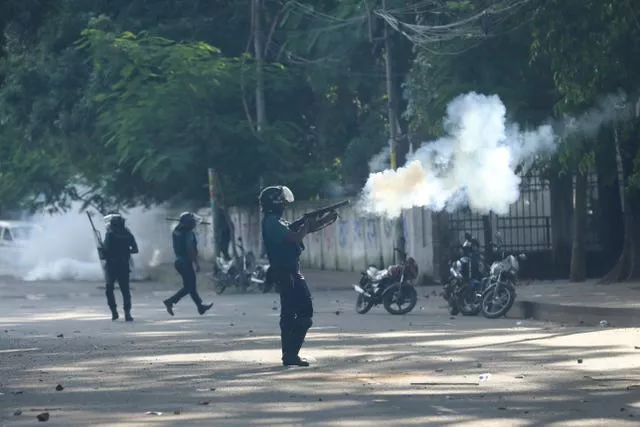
[442,232,488,316]
[212,237,255,294]
[353,248,419,315]
[480,234,527,319]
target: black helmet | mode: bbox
[104,213,125,228]
[178,211,197,229]
[259,186,294,214]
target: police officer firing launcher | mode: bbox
[260,186,313,367]
[260,186,348,367]
[103,213,139,322]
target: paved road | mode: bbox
[1,285,639,426]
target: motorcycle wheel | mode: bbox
[456,290,482,316]
[448,299,460,315]
[481,283,516,319]
[258,279,274,293]
[383,285,418,315]
[355,293,374,314]
[238,274,250,293]
[212,276,227,295]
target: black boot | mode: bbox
[124,311,134,322]
[283,317,312,367]
[110,307,119,321]
[198,302,213,315]
[163,299,175,316]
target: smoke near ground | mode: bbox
[2,202,173,281]
[360,92,626,218]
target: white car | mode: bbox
[0,220,42,268]
[0,220,41,245]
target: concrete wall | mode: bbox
[195,201,437,281]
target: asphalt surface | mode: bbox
[1,284,640,426]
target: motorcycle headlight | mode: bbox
[490,262,502,276]
[450,260,463,278]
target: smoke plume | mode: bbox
[360,91,625,218]
[5,202,173,281]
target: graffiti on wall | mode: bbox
[338,220,349,248]
[366,218,377,242]
[383,221,393,238]
[354,219,364,240]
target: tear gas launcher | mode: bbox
[289,200,350,233]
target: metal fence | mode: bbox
[446,171,603,278]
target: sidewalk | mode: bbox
[306,271,640,327]
[2,268,640,327]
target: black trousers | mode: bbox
[272,266,314,360]
[105,265,131,312]
[167,259,203,307]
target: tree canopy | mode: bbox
[1,0,639,271]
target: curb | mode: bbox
[510,300,640,327]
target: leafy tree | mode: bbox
[531,0,640,281]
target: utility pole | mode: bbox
[382,0,406,258]
[254,0,266,257]
[208,168,216,259]
[254,0,266,132]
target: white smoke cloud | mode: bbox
[359,91,622,218]
[9,202,173,281]
[368,148,390,173]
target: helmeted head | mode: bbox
[104,213,125,229]
[178,211,197,230]
[259,185,294,215]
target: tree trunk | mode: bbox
[594,126,624,269]
[549,172,572,276]
[601,124,640,282]
[569,170,588,282]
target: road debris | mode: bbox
[36,412,50,422]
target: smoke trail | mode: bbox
[368,149,390,173]
[360,91,624,218]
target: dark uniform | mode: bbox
[163,212,213,316]
[103,214,139,322]
[260,186,313,367]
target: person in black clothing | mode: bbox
[215,207,231,260]
[163,212,213,316]
[259,185,313,367]
[103,213,139,322]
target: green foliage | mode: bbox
[2,0,638,215]
[531,0,640,188]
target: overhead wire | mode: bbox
[265,0,536,70]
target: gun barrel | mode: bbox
[306,200,349,216]
[327,200,349,210]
